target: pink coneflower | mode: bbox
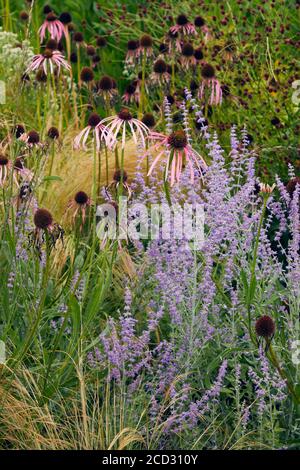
[144,130,207,186]
[67,191,92,228]
[137,34,154,58]
[26,49,70,75]
[107,169,132,199]
[121,81,139,105]
[199,64,222,105]
[0,155,10,186]
[39,12,66,42]
[151,59,170,85]
[180,43,196,69]
[100,108,149,149]
[125,39,140,65]
[74,113,112,150]
[170,14,197,37]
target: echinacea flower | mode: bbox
[74,113,112,151]
[144,130,207,186]
[0,155,10,186]
[67,191,92,228]
[125,39,140,65]
[259,183,276,194]
[26,49,70,75]
[199,64,222,105]
[39,12,66,42]
[122,82,139,105]
[138,34,154,58]
[151,59,170,85]
[100,108,149,149]
[170,14,197,37]
[180,43,196,69]
[107,169,132,198]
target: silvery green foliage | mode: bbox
[0,28,34,76]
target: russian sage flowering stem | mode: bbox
[247,195,269,337]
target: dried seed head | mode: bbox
[255,315,275,338]
[34,208,53,229]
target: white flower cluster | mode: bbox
[0,28,34,78]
